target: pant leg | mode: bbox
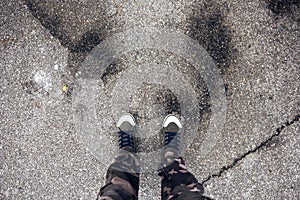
[158,157,211,200]
[97,147,140,200]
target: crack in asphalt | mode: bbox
[201,114,300,184]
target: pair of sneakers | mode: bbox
[117,114,182,157]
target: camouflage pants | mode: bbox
[96,148,210,200]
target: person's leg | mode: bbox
[97,114,140,200]
[158,156,210,200]
[158,115,210,200]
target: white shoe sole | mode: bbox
[162,114,183,129]
[117,113,136,128]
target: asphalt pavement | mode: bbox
[0,0,299,199]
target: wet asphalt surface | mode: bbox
[1,0,299,199]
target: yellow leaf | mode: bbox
[62,85,67,92]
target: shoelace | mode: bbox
[118,131,134,149]
[165,131,180,150]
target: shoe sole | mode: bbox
[117,113,136,131]
[162,114,183,129]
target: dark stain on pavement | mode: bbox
[24,1,70,48]
[267,0,300,15]
[23,0,106,54]
[23,0,110,98]
[70,31,103,53]
[101,62,119,85]
[163,92,181,115]
[188,7,236,73]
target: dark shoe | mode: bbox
[162,114,182,164]
[116,114,136,152]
